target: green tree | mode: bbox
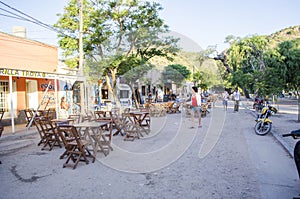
[215,35,276,97]
[161,64,191,87]
[121,58,154,108]
[277,39,300,121]
[278,40,300,93]
[55,0,179,105]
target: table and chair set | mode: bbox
[29,107,151,169]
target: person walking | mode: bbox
[222,90,229,111]
[233,88,240,112]
[189,86,202,128]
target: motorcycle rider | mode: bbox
[253,95,264,111]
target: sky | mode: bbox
[0,0,300,53]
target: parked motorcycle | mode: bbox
[253,96,264,112]
[254,105,277,135]
[282,129,300,179]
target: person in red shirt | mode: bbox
[190,86,202,128]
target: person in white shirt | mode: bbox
[233,88,240,112]
[222,90,229,111]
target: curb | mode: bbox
[240,102,294,158]
[0,130,38,155]
[0,139,35,155]
[1,130,37,142]
[271,131,294,158]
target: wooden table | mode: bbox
[74,121,112,157]
[129,111,150,135]
[51,118,74,126]
[94,110,112,126]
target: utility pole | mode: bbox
[78,0,85,113]
[79,0,83,76]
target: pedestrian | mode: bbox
[189,86,202,128]
[233,88,240,112]
[148,92,152,103]
[222,90,229,110]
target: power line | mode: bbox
[0,7,33,22]
[0,1,58,32]
[0,1,74,39]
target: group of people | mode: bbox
[59,87,241,128]
[222,88,240,111]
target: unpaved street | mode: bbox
[0,101,299,199]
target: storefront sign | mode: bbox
[0,68,84,82]
[40,83,55,90]
[0,68,46,78]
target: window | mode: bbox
[0,81,8,112]
[141,86,146,96]
[101,89,108,99]
[120,90,129,99]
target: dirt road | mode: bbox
[0,100,299,198]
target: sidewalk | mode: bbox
[241,97,300,157]
[0,124,38,155]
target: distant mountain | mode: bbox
[150,25,300,72]
[149,51,200,71]
[267,25,300,47]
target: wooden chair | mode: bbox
[59,125,95,169]
[44,108,56,120]
[140,114,150,134]
[0,110,4,122]
[94,110,107,119]
[165,101,175,113]
[98,122,114,155]
[68,114,82,124]
[94,111,111,130]
[170,102,182,113]
[110,108,126,136]
[123,108,130,114]
[57,124,76,159]
[201,103,210,117]
[37,117,62,151]
[24,109,34,127]
[137,109,151,133]
[34,117,47,146]
[123,121,141,141]
[122,112,144,141]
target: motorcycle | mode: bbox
[254,105,277,136]
[253,96,264,112]
[282,129,300,179]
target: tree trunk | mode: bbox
[240,85,250,99]
[105,73,121,108]
[298,95,300,122]
[129,84,140,109]
[214,54,251,99]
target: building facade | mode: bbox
[0,31,83,130]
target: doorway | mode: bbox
[26,80,38,109]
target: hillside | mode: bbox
[149,25,300,76]
[267,25,300,47]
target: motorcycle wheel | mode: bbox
[255,121,272,136]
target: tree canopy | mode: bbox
[54,0,179,103]
[216,28,300,98]
[161,64,191,86]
